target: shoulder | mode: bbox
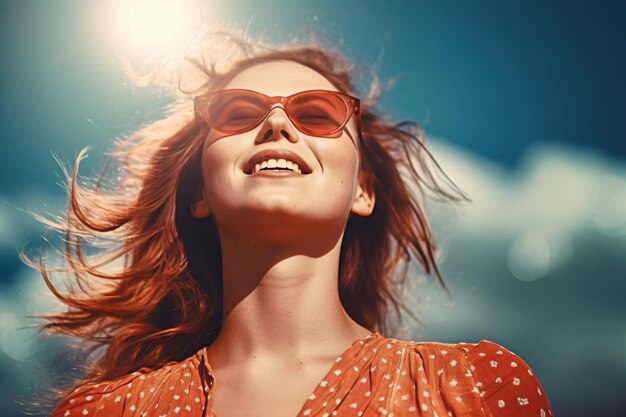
[398,338,554,416]
[49,350,213,417]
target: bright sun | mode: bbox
[105,0,204,57]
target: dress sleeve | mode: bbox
[456,340,554,417]
[48,376,133,417]
[48,357,211,417]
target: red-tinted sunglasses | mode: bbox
[194,89,361,138]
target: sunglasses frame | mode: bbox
[194,88,361,138]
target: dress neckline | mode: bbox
[198,330,381,417]
[199,330,380,374]
[292,331,381,415]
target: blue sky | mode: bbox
[0,1,625,416]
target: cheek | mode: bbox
[316,139,360,198]
[330,135,359,170]
[200,139,243,206]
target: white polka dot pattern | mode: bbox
[49,333,553,416]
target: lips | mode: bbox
[244,148,312,175]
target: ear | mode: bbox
[351,176,376,217]
[191,189,211,219]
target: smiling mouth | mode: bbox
[245,158,311,176]
[248,168,308,177]
[244,150,314,175]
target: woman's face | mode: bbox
[192,59,373,238]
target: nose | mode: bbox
[255,106,300,144]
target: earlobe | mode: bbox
[191,190,211,219]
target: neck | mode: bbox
[205,225,372,368]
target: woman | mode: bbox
[32,29,553,416]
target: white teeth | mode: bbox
[252,158,303,174]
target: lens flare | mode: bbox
[105,0,204,57]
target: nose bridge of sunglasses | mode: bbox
[264,103,291,121]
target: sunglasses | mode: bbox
[194,89,361,138]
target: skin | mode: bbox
[190,60,376,416]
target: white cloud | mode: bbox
[425,139,626,238]
[421,139,626,282]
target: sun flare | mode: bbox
[105,0,204,57]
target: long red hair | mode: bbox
[23,29,470,409]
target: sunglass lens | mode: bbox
[288,92,347,134]
[209,92,267,132]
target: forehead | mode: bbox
[224,60,339,96]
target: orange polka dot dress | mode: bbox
[50,332,553,416]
